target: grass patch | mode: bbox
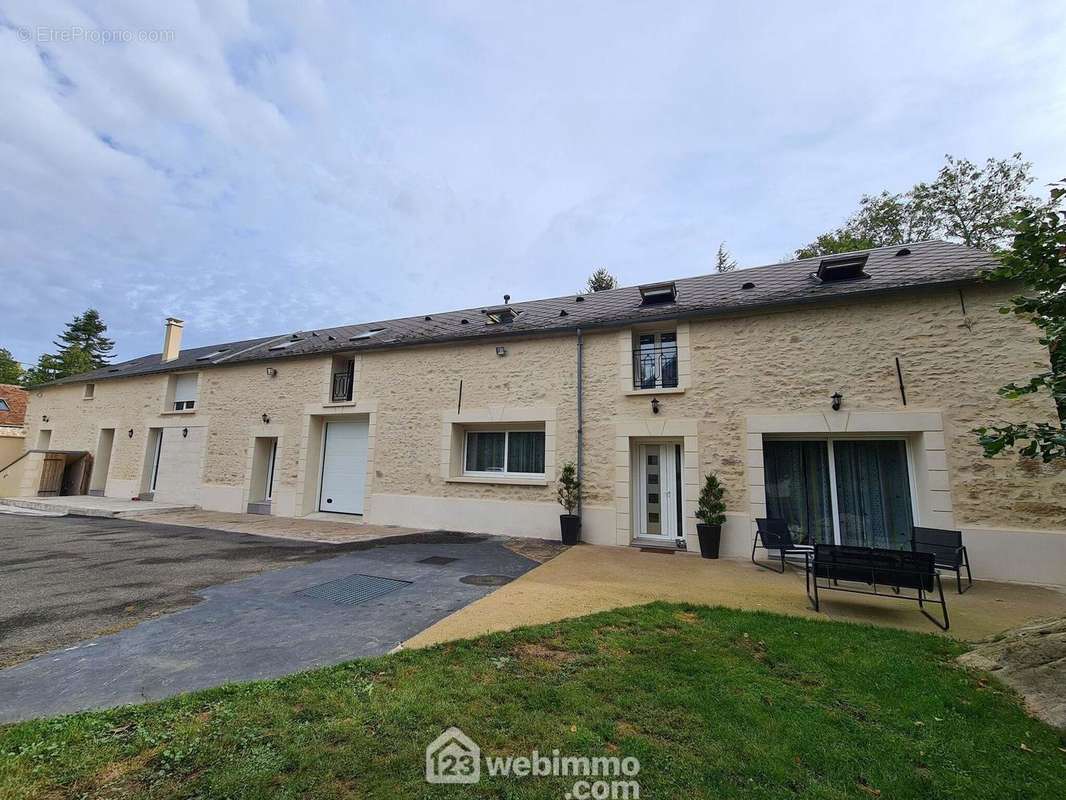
[1,603,1064,798]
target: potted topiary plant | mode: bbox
[557,461,581,545]
[695,472,726,558]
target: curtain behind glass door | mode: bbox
[763,441,833,545]
[832,440,913,549]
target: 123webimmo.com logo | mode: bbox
[425,727,641,798]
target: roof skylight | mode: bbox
[482,306,519,324]
[349,329,385,341]
[196,349,230,361]
[811,254,870,283]
[638,281,677,305]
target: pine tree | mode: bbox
[583,267,619,293]
[0,348,23,385]
[53,309,115,369]
[715,243,738,273]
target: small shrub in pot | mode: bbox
[557,461,581,545]
[695,472,726,558]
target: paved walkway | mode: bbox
[404,545,1066,648]
[0,537,537,722]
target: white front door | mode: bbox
[319,420,369,514]
[635,443,681,540]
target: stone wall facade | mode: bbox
[17,281,1065,584]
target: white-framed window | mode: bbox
[463,430,545,477]
[172,373,198,411]
[632,330,678,389]
[83,383,95,399]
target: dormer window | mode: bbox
[811,254,870,283]
[483,306,518,325]
[638,281,677,305]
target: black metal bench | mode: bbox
[912,526,973,594]
[806,544,949,630]
[752,517,813,573]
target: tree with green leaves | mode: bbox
[796,154,1038,258]
[0,348,23,385]
[53,308,115,369]
[583,267,618,293]
[715,243,737,273]
[974,180,1065,462]
[21,348,96,387]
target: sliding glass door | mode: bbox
[763,439,914,549]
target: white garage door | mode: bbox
[153,426,206,504]
[319,420,369,514]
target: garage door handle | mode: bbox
[326,498,332,503]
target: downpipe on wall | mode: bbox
[576,328,583,517]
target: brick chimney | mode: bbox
[162,317,184,363]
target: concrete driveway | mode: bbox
[0,514,540,722]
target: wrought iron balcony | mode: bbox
[331,368,354,402]
[632,349,679,390]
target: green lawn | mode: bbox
[1,603,1063,799]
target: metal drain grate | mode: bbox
[418,556,458,565]
[296,573,411,606]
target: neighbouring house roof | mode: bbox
[0,384,28,426]
[48,240,999,386]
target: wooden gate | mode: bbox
[37,453,65,496]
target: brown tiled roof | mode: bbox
[50,240,999,386]
[0,384,27,426]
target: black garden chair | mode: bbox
[911,526,973,594]
[752,518,813,573]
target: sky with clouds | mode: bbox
[1,1,1064,364]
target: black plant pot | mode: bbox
[560,514,581,545]
[696,523,722,559]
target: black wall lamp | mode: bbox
[831,392,843,411]
[266,367,278,377]
[128,428,134,438]
[182,427,189,438]
[650,397,660,415]
[495,346,507,356]
[262,413,271,424]
[42,415,49,423]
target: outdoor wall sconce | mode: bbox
[42,415,49,422]
[650,398,660,415]
[495,346,507,356]
[182,427,189,438]
[831,392,843,411]
[262,413,271,424]
[128,429,134,438]
[266,367,278,377]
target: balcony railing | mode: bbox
[632,349,678,390]
[331,368,354,402]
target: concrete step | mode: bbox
[0,497,200,519]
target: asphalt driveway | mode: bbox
[0,513,437,668]
[0,514,539,722]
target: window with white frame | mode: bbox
[171,373,199,411]
[463,430,545,476]
[632,330,678,389]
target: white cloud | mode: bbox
[0,0,1064,363]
